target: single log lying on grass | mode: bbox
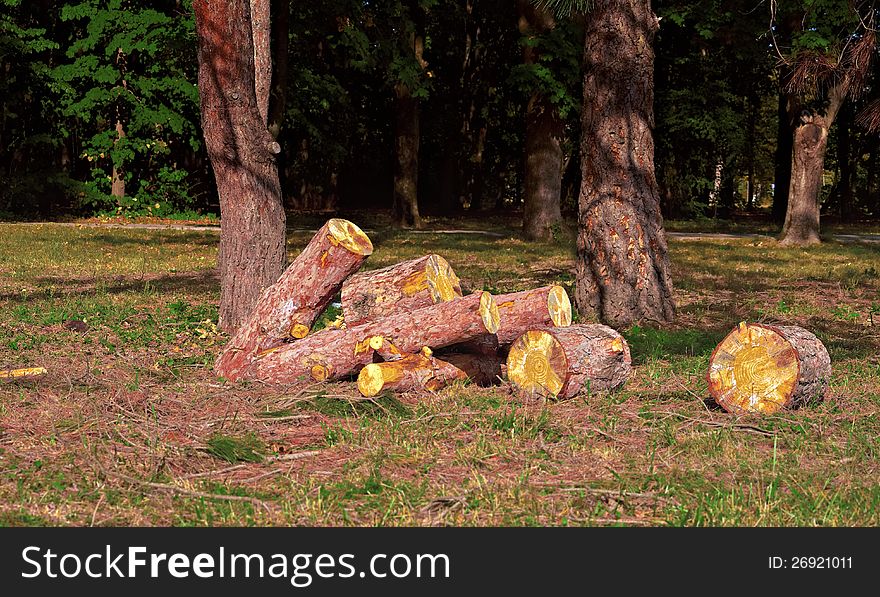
[507,324,631,400]
[0,366,47,380]
[357,347,468,397]
[707,322,831,414]
[215,219,373,380]
[244,291,500,383]
[447,285,572,356]
[341,254,462,326]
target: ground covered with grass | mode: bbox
[0,221,878,526]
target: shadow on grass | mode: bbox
[623,325,727,365]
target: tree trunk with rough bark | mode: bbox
[393,83,422,228]
[707,322,831,414]
[519,1,563,241]
[341,254,462,327]
[575,0,675,327]
[779,85,845,246]
[214,219,373,380]
[507,325,632,400]
[243,291,500,384]
[194,0,287,334]
[357,347,468,397]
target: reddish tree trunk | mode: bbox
[779,85,844,246]
[249,0,271,124]
[193,0,287,334]
[575,0,675,327]
[519,1,563,241]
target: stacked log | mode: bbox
[341,254,462,326]
[706,321,831,414]
[357,347,467,397]
[507,324,631,400]
[215,219,373,380]
[243,291,500,384]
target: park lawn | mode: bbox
[0,222,878,526]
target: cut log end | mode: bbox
[708,321,815,414]
[479,291,500,334]
[547,285,572,327]
[358,363,386,397]
[290,323,310,339]
[507,330,568,398]
[424,254,462,302]
[327,218,373,256]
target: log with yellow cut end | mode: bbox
[707,322,831,414]
[0,366,47,380]
[245,291,501,384]
[357,346,469,397]
[341,254,463,327]
[507,324,631,400]
[215,218,373,381]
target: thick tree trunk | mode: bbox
[341,254,462,327]
[393,84,422,228]
[243,291,500,383]
[214,219,373,380]
[773,90,793,223]
[707,322,831,414]
[194,0,287,334]
[779,86,844,246]
[575,0,675,327]
[507,325,632,400]
[519,1,563,241]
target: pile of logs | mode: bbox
[215,219,634,400]
[214,219,833,412]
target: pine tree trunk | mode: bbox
[519,1,563,241]
[393,83,422,228]
[193,0,287,334]
[779,85,844,246]
[575,0,675,327]
[249,0,271,124]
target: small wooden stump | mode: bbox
[707,322,831,414]
[507,324,631,400]
[357,347,468,397]
[341,254,462,326]
[215,219,372,380]
[245,291,500,384]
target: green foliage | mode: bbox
[49,0,201,214]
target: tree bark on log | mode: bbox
[215,219,373,380]
[707,322,831,414]
[243,291,500,384]
[341,254,462,327]
[194,0,287,334]
[507,324,631,400]
[357,347,468,397]
[575,0,675,327]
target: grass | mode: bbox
[0,220,878,526]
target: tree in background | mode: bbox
[193,0,286,333]
[515,0,581,240]
[774,1,875,246]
